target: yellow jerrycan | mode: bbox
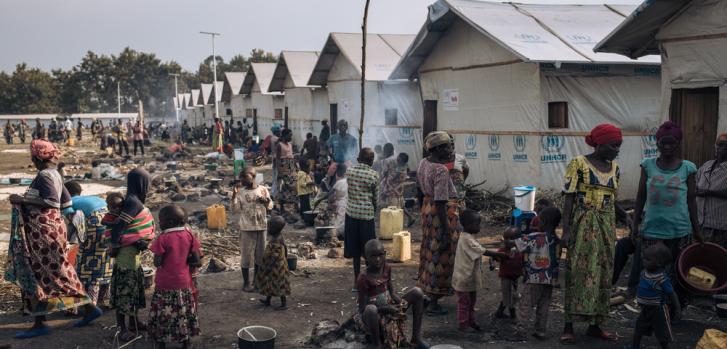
[687,267,716,289]
[391,231,411,262]
[379,206,403,240]
[206,204,227,230]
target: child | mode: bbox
[256,216,290,310]
[631,244,679,349]
[493,227,524,320]
[91,160,102,179]
[297,159,316,215]
[452,209,511,332]
[529,198,553,230]
[513,206,561,340]
[356,239,428,348]
[149,204,201,349]
[233,166,273,292]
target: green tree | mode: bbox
[7,64,59,114]
[228,54,248,72]
[249,49,277,63]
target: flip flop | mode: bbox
[559,333,576,345]
[73,307,103,327]
[15,326,51,339]
[586,329,618,342]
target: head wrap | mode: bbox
[126,167,151,205]
[585,124,622,147]
[655,121,682,141]
[715,133,727,144]
[270,124,281,133]
[30,139,61,161]
[425,131,451,150]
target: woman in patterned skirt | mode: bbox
[560,124,629,344]
[6,139,102,338]
[276,128,299,219]
[416,131,460,315]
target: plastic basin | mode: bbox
[677,242,727,294]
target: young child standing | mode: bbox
[233,166,273,292]
[356,239,428,348]
[513,207,561,340]
[256,216,290,310]
[297,160,316,215]
[148,204,202,349]
[452,209,511,332]
[631,244,679,349]
[493,227,524,319]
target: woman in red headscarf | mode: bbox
[7,140,102,338]
[560,124,629,344]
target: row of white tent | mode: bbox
[174,0,727,199]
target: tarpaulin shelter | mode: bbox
[187,89,201,127]
[308,32,422,168]
[269,51,329,145]
[596,0,727,167]
[221,72,247,123]
[390,0,662,198]
[241,63,285,138]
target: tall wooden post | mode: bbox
[359,0,371,150]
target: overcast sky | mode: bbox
[0,0,641,73]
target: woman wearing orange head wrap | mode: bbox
[7,140,102,338]
[560,124,628,344]
[696,133,727,248]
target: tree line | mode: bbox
[0,47,277,119]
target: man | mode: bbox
[64,117,73,142]
[301,132,319,171]
[115,119,130,156]
[326,119,358,182]
[344,148,379,291]
[373,143,394,175]
[319,120,330,143]
[18,120,27,144]
[696,133,727,248]
[34,118,46,140]
[181,120,191,144]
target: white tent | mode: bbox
[308,32,422,168]
[241,63,284,138]
[596,0,727,167]
[269,51,329,145]
[222,72,247,122]
[390,0,662,198]
[208,80,225,119]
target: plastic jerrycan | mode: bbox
[379,207,404,240]
[206,204,227,229]
[392,231,411,262]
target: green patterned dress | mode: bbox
[255,238,291,297]
[562,156,619,325]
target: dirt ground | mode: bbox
[0,140,725,349]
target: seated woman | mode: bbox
[355,239,429,349]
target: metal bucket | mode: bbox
[237,326,276,349]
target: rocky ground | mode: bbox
[0,139,725,349]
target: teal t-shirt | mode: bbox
[641,158,697,239]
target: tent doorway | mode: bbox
[330,104,338,127]
[669,87,719,167]
[423,99,437,140]
[252,109,259,135]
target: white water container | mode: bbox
[513,186,536,212]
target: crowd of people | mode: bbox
[4,116,726,349]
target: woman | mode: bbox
[696,133,727,248]
[416,131,460,315]
[6,140,102,338]
[632,121,703,305]
[561,124,628,344]
[213,117,224,153]
[276,128,298,219]
[64,181,114,307]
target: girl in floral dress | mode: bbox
[149,204,202,349]
[256,216,291,310]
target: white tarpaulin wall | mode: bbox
[284,87,328,145]
[326,80,424,169]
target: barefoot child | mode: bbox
[630,244,679,349]
[453,209,511,332]
[256,216,290,310]
[493,227,523,320]
[148,204,201,349]
[514,207,561,340]
[356,239,429,348]
[232,166,273,292]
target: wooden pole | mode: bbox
[359,0,371,150]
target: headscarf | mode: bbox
[715,133,727,144]
[30,139,61,161]
[425,131,451,150]
[655,121,682,141]
[271,124,281,133]
[585,124,622,147]
[113,167,151,235]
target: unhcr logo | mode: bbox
[540,135,567,163]
[488,135,501,160]
[515,33,546,43]
[567,34,594,44]
[398,127,416,145]
[464,134,478,159]
[512,135,528,162]
[643,127,658,158]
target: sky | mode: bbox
[0,0,642,73]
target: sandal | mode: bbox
[586,329,618,342]
[559,333,576,345]
[73,306,103,327]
